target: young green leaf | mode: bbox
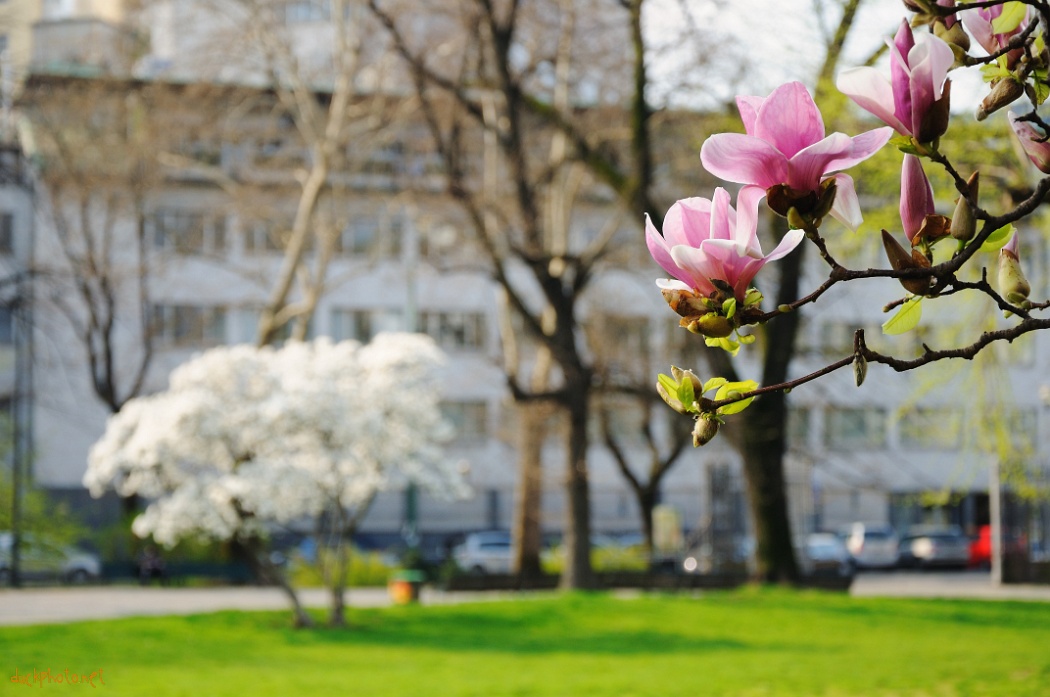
[991,2,1027,34]
[703,377,728,394]
[715,380,759,415]
[676,373,696,410]
[979,224,1015,253]
[882,296,923,335]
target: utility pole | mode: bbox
[990,459,1002,586]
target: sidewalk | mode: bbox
[1,571,1048,627]
[0,585,521,627]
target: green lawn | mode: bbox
[3,588,1049,696]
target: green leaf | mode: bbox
[882,296,923,335]
[657,373,679,398]
[705,336,740,356]
[715,380,759,415]
[702,377,727,394]
[1032,70,1050,106]
[980,224,1015,253]
[722,297,737,320]
[991,2,1026,34]
[890,134,921,155]
[676,374,696,410]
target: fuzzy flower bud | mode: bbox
[998,233,1031,305]
[950,171,979,242]
[977,79,1024,121]
[692,415,720,447]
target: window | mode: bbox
[152,209,226,255]
[0,306,12,345]
[329,308,404,343]
[441,400,489,441]
[787,407,811,449]
[335,215,403,258]
[420,311,486,350]
[825,407,887,450]
[0,212,13,255]
[898,407,963,450]
[283,0,330,22]
[152,305,227,347]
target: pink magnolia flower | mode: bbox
[837,20,954,143]
[900,154,935,241]
[1008,112,1050,173]
[645,187,804,302]
[962,3,1032,67]
[699,81,892,231]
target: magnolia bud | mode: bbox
[950,172,978,242]
[977,79,1024,121]
[685,313,734,338]
[692,415,720,447]
[853,354,868,387]
[998,244,1031,305]
[671,366,704,395]
[882,229,933,295]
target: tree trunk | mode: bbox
[240,538,314,628]
[736,397,799,584]
[560,380,593,590]
[512,402,546,583]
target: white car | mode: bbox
[452,531,513,575]
[843,523,900,569]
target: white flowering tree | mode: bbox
[85,333,468,627]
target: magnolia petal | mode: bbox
[907,36,955,134]
[821,127,895,174]
[837,66,910,134]
[736,95,765,136]
[753,81,826,159]
[709,187,734,242]
[664,196,714,248]
[670,244,728,296]
[961,7,997,55]
[655,278,692,292]
[787,132,854,191]
[763,227,806,263]
[887,25,916,130]
[900,154,935,241]
[645,213,682,280]
[735,185,767,258]
[700,133,790,189]
[826,173,864,231]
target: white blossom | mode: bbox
[86,334,470,547]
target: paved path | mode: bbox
[0,586,523,627]
[1,571,1047,626]
[850,569,1050,601]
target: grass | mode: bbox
[3,588,1049,696]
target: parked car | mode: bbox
[968,525,1029,569]
[898,527,970,569]
[799,532,855,579]
[452,531,513,575]
[843,523,899,569]
[0,532,102,585]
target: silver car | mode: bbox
[844,523,899,569]
[452,531,513,575]
[0,532,102,585]
[898,528,971,569]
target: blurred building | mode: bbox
[3,0,1049,564]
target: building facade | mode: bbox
[5,1,1050,563]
